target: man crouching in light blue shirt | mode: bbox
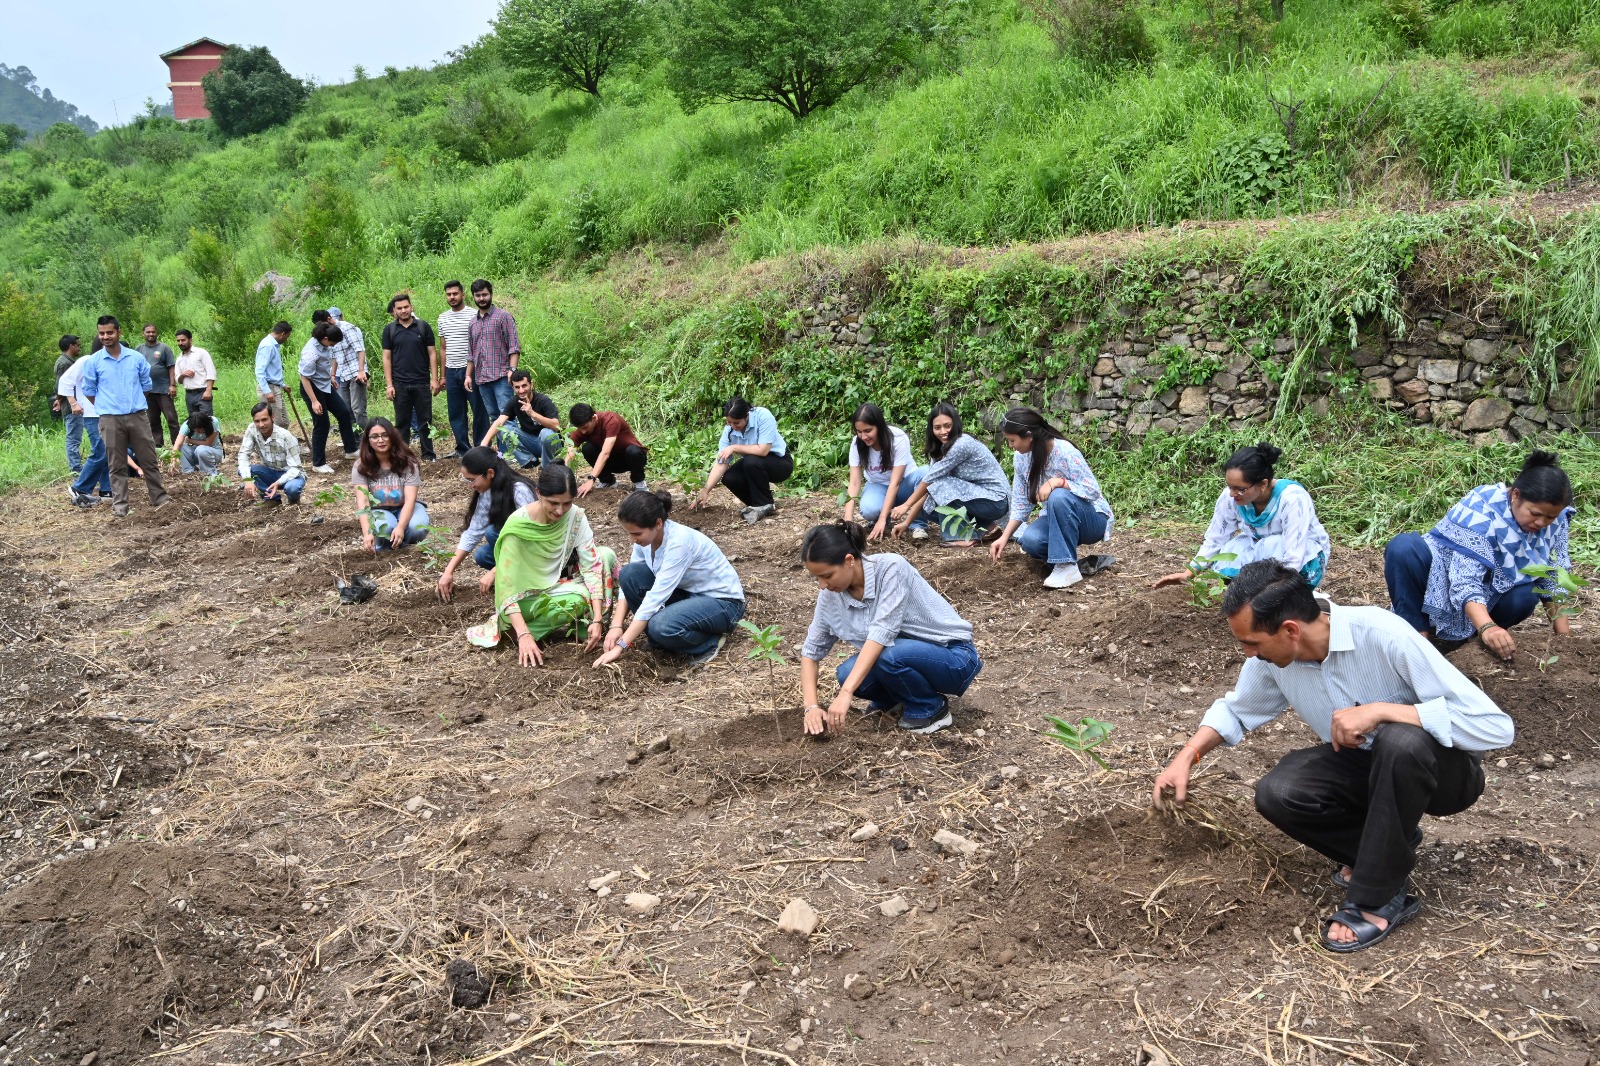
[1153,560,1512,954]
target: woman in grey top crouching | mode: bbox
[800,521,982,736]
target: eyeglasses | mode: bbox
[1226,481,1263,498]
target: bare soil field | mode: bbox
[1,464,1597,1066]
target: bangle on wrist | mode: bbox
[1476,620,1501,637]
[1181,743,1205,763]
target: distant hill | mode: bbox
[0,64,99,135]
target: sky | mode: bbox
[3,0,501,127]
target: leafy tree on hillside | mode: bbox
[0,124,25,152]
[0,64,99,135]
[202,46,310,138]
[270,180,368,287]
[494,0,649,97]
[663,0,943,120]
[184,230,277,362]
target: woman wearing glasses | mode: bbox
[1151,441,1331,590]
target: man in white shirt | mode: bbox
[173,329,216,420]
[437,280,479,458]
[1154,560,1513,953]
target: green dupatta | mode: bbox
[466,504,618,647]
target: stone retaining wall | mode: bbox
[783,269,1598,443]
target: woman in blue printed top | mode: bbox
[988,407,1116,589]
[595,490,747,669]
[1151,441,1331,592]
[889,403,1010,545]
[1385,451,1575,661]
[692,396,792,525]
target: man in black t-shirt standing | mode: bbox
[479,368,561,468]
[380,293,440,461]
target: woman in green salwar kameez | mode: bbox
[467,464,619,667]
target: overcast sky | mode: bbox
[4,0,501,126]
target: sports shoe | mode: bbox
[744,503,776,525]
[632,480,649,492]
[343,450,360,460]
[863,701,904,718]
[909,526,929,542]
[72,493,96,510]
[1044,562,1083,589]
[312,464,335,475]
[898,705,953,734]
[67,485,84,503]
[688,635,725,668]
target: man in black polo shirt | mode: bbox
[478,368,561,468]
[380,293,440,461]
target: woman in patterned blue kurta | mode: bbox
[1385,451,1575,661]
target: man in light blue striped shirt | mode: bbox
[1154,560,1512,954]
[693,396,792,525]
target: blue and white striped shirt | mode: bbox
[1200,602,1513,752]
[629,520,745,622]
[802,553,974,661]
[718,406,787,458]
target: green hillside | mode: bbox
[1,0,1599,440]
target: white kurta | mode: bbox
[1194,481,1331,575]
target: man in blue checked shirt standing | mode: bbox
[1154,560,1513,954]
[255,321,293,427]
[80,315,170,517]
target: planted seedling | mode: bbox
[156,445,178,467]
[1519,563,1586,667]
[313,484,349,507]
[1042,714,1115,769]
[417,533,455,572]
[1185,553,1237,609]
[933,504,978,542]
[200,473,229,494]
[738,619,791,739]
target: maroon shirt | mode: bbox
[570,411,644,452]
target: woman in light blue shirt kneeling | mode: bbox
[595,490,746,669]
[800,521,981,736]
[989,407,1116,590]
[693,396,792,525]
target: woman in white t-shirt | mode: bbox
[841,404,923,542]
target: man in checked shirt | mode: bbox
[1154,560,1513,953]
[466,278,521,426]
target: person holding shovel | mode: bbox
[1153,560,1513,953]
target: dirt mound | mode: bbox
[0,844,296,1065]
[1001,802,1319,960]
[1447,632,1600,758]
[1,716,184,809]
[1073,585,1244,684]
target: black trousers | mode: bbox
[1254,723,1484,907]
[581,441,648,486]
[723,451,794,508]
[145,391,181,444]
[301,384,358,466]
[392,383,435,459]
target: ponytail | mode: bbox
[800,520,868,565]
[618,488,674,527]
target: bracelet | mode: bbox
[516,631,532,641]
[1476,620,1502,637]
[1181,743,1206,763]
[804,703,822,712]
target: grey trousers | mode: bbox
[338,377,369,429]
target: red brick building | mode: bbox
[161,38,228,121]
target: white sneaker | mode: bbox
[632,481,649,492]
[312,464,334,475]
[1043,562,1083,589]
[909,526,929,542]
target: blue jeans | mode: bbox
[444,366,480,452]
[473,526,499,569]
[371,502,431,550]
[922,494,1008,543]
[1384,531,1539,634]
[64,411,86,472]
[71,417,110,496]
[860,469,923,522]
[514,426,562,467]
[619,561,745,657]
[838,638,982,722]
[1016,490,1109,565]
[250,464,305,503]
[477,377,515,432]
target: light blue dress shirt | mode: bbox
[79,344,153,416]
[255,334,285,394]
[718,407,787,458]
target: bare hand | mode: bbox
[804,706,827,735]
[264,482,279,500]
[311,401,323,416]
[362,532,376,552]
[583,621,604,652]
[1330,704,1388,751]
[437,567,456,602]
[603,628,622,653]
[431,381,443,395]
[988,534,1010,563]
[1481,625,1516,660]
[1152,750,1198,809]
[386,385,396,400]
[478,569,495,595]
[389,523,406,549]
[517,632,544,667]
[464,377,474,392]
[1036,477,1061,504]
[576,479,594,499]
[823,693,851,732]
[1151,571,1189,589]
[243,482,260,501]
[592,645,624,668]
[867,518,888,542]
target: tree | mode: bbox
[269,180,368,287]
[184,230,277,362]
[664,0,940,120]
[494,0,649,98]
[0,123,25,151]
[202,46,310,138]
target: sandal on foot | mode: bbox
[1320,892,1421,953]
[1332,827,1423,890]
